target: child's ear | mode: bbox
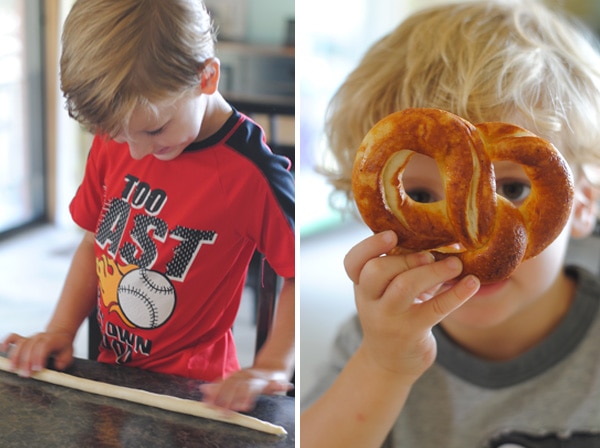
[199,58,220,95]
[571,177,598,239]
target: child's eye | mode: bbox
[406,188,440,203]
[146,126,165,136]
[497,180,531,205]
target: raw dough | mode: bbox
[0,357,286,435]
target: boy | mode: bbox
[302,0,600,446]
[2,0,295,412]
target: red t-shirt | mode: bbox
[70,111,295,380]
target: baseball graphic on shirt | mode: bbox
[117,268,176,329]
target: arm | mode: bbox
[2,231,98,375]
[301,231,480,448]
[200,277,295,411]
[253,277,295,376]
[302,346,414,448]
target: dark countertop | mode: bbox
[0,355,295,447]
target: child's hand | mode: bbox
[200,368,292,412]
[344,230,480,381]
[1,331,74,377]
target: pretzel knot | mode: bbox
[352,108,574,284]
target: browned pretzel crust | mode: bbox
[352,108,574,283]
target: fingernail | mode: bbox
[381,230,395,243]
[444,257,461,271]
[464,275,480,292]
[417,252,435,265]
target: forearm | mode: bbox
[301,345,415,448]
[45,231,98,338]
[252,277,295,376]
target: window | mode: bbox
[297,0,410,236]
[0,1,45,235]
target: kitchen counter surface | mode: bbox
[0,355,295,447]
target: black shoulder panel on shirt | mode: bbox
[225,113,295,232]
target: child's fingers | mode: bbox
[344,231,398,283]
[201,381,255,412]
[1,333,23,352]
[358,251,435,301]
[2,333,72,376]
[52,349,74,371]
[345,230,437,287]
[417,274,480,327]
[6,337,32,375]
[414,286,440,304]
[380,256,465,312]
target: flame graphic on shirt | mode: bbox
[96,254,137,327]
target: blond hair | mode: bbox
[321,0,600,201]
[60,0,216,137]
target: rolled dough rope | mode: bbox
[0,357,286,435]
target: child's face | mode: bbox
[403,153,573,328]
[113,91,205,161]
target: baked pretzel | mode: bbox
[352,108,574,283]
